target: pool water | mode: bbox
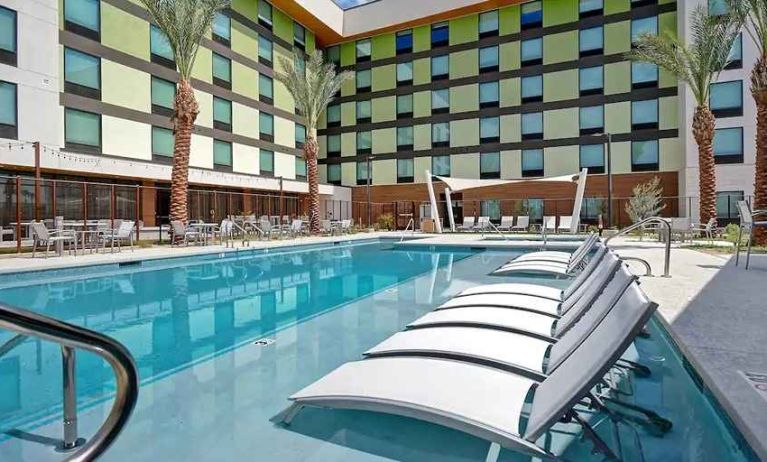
[0,240,757,461]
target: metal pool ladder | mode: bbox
[0,302,139,462]
[605,216,672,278]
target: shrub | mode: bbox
[724,223,741,244]
[377,213,395,231]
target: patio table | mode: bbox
[190,223,219,246]
[77,230,103,255]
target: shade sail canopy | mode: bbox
[434,174,581,193]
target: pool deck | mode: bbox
[0,232,765,459]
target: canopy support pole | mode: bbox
[444,187,456,232]
[570,168,588,233]
[425,171,442,233]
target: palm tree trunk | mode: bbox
[305,135,321,234]
[751,57,767,244]
[692,105,717,224]
[170,79,199,224]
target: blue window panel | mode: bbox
[580,0,603,14]
[521,75,543,98]
[397,62,413,82]
[713,127,743,159]
[479,81,499,105]
[432,155,451,176]
[65,0,100,32]
[327,104,341,123]
[480,152,501,176]
[579,144,604,169]
[356,39,371,60]
[295,124,306,145]
[396,30,413,53]
[259,112,274,135]
[522,149,544,172]
[0,81,17,126]
[65,108,100,147]
[431,22,449,46]
[631,99,658,126]
[579,26,603,53]
[716,191,743,219]
[356,69,371,89]
[213,12,231,41]
[152,127,174,157]
[579,105,603,130]
[479,46,499,70]
[631,17,657,43]
[213,140,232,166]
[579,66,603,92]
[479,10,499,36]
[397,126,414,146]
[213,97,232,125]
[521,112,543,135]
[432,89,449,110]
[480,117,500,140]
[0,6,17,53]
[631,61,658,84]
[431,123,449,144]
[296,158,307,179]
[64,48,100,89]
[151,25,174,61]
[631,140,659,168]
[260,150,274,173]
[212,53,231,82]
[259,74,273,99]
[259,35,273,62]
[521,1,543,27]
[728,34,742,66]
[708,0,728,16]
[431,55,449,77]
[521,38,543,63]
[710,80,743,112]
[356,161,369,181]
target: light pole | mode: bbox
[590,132,614,228]
[366,155,372,228]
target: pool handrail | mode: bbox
[0,302,139,462]
[604,216,671,277]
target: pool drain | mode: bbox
[253,338,275,346]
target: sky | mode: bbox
[331,0,379,9]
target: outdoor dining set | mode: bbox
[27,219,136,257]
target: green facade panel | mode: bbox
[372,96,395,122]
[372,64,396,91]
[499,5,520,35]
[231,0,258,22]
[101,3,149,60]
[544,108,579,140]
[413,58,431,85]
[449,50,478,79]
[272,9,293,43]
[543,0,578,27]
[500,78,520,107]
[231,21,259,60]
[450,84,478,114]
[543,69,578,103]
[232,62,259,100]
[604,0,630,14]
[604,21,630,56]
[412,25,431,52]
[449,15,478,46]
[543,31,577,65]
[413,91,431,118]
[500,42,519,72]
[604,62,631,95]
[372,34,395,60]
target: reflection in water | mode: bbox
[0,242,469,431]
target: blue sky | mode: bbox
[332,0,378,9]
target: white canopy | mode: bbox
[434,173,582,193]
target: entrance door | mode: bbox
[440,192,463,230]
[156,189,170,224]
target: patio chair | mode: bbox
[472,216,491,232]
[258,218,275,240]
[669,217,692,242]
[691,217,719,241]
[321,219,335,236]
[557,216,573,233]
[736,200,767,270]
[170,220,202,246]
[288,219,304,238]
[540,216,556,233]
[456,216,475,232]
[212,219,234,244]
[510,216,529,232]
[103,220,135,252]
[30,222,76,258]
[340,219,352,234]
[498,216,514,232]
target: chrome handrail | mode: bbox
[481,220,509,241]
[604,216,671,277]
[399,217,415,242]
[0,302,139,462]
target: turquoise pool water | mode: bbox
[0,240,757,461]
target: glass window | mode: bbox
[479,46,499,71]
[259,35,273,63]
[431,55,449,79]
[151,77,175,110]
[356,100,371,121]
[152,127,173,157]
[213,12,231,42]
[65,108,100,148]
[260,149,274,174]
[580,65,603,95]
[716,191,743,221]
[64,48,100,90]
[213,97,232,127]
[212,53,231,84]
[326,45,340,65]
[327,104,341,125]
[295,124,306,146]
[710,80,743,116]
[579,144,604,173]
[0,81,17,128]
[294,23,305,48]
[481,200,501,221]
[480,151,501,179]
[432,89,450,112]
[580,0,603,15]
[521,149,544,177]
[479,81,499,107]
[151,25,174,62]
[709,0,728,16]
[432,122,450,145]
[397,126,414,147]
[294,55,306,76]
[357,131,372,151]
[631,99,658,128]
[521,75,543,101]
[579,105,603,134]
[727,34,742,69]
[521,38,543,64]
[521,112,543,138]
[259,112,274,136]
[0,6,16,59]
[525,198,544,220]
[397,61,413,84]
[397,94,413,116]
[479,10,499,37]
[356,69,371,91]
[579,26,603,55]
[631,16,658,44]
[396,30,413,54]
[631,140,659,171]
[521,1,543,28]
[480,117,500,141]
[213,140,232,166]
[631,61,658,87]
[356,161,369,184]
[258,0,273,28]
[432,155,451,176]
[64,0,100,34]
[397,158,414,182]
[713,127,743,163]
[327,134,341,155]
[356,39,371,61]
[327,164,341,184]
[259,74,273,100]
[296,158,307,179]
[431,22,449,47]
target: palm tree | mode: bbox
[628,6,742,225]
[726,0,767,243]
[274,51,353,234]
[139,0,229,223]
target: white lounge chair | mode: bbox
[557,215,573,233]
[472,216,490,232]
[736,200,767,269]
[510,216,529,232]
[493,235,600,276]
[541,216,556,233]
[498,216,514,232]
[102,220,135,252]
[510,233,598,265]
[456,216,475,232]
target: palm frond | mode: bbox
[727,0,767,56]
[138,0,229,80]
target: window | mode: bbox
[356,39,371,63]
[521,75,543,102]
[397,126,414,149]
[726,34,742,70]
[213,140,232,168]
[326,46,340,66]
[260,149,274,176]
[432,89,450,114]
[431,55,449,80]
[295,124,306,148]
[0,6,16,66]
[631,0,657,8]
[710,80,743,117]
[212,52,231,88]
[259,35,273,65]
[579,105,603,135]
[397,94,413,118]
[151,77,175,115]
[432,155,451,176]
[479,46,499,72]
[213,97,232,131]
[0,81,17,139]
[479,81,499,108]
[521,1,543,29]
[357,131,372,154]
[150,25,174,68]
[65,108,100,150]
[356,100,371,123]
[481,200,501,221]
[327,164,342,185]
[579,26,603,57]
[525,198,544,220]
[294,23,306,50]
[294,55,306,78]
[716,191,744,223]
[296,158,307,181]
[631,16,657,45]
[151,126,173,159]
[631,140,659,171]
[64,0,99,40]
[631,61,658,89]
[580,65,603,96]
[396,30,413,54]
[259,73,273,104]
[356,69,371,92]
[480,117,500,143]
[431,22,449,48]
[521,38,543,65]
[713,127,743,164]
[213,12,231,45]
[480,151,500,179]
[522,149,544,177]
[432,122,450,147]
[258,0,273,29]
[64,48,101,99]
[579,144,605,174]
[327,134,341,157]
[397,158,414,183]
[709,0,728,16]
[580,0,603,17]
[356,160,369,185]
[521,112,543,139]
[327,104,341,127]
[631,99,659,130]
[259,112,274,141]
[581,197,606,221]
[397,61,413,86]
[479,10,499,38]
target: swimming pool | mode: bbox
[0,240,756,461]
